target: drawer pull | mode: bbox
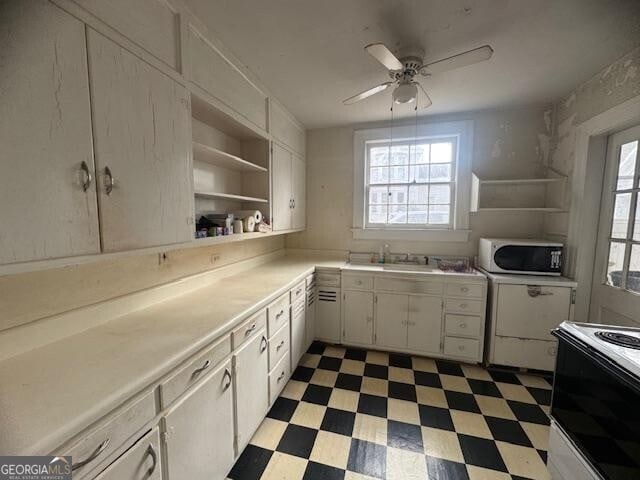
[458,345,465,351]
[222,368,232,391]
[356,280,362,285]
[296,288,303,295]
[72,438,110,471]
[276,309,285,319]
[460,303,468,309]
[277,371,285,382]
[146,443,158,476]
[260,335,268,353]
[548,346,557,356]
[244,323,257,336]
[276,339,285,351]
[461,287,469,292]
[460,322,467,329]
[191,359,211,378]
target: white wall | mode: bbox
[286,106,552,256]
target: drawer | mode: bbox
[444,336,480,361]
[232,309,267,350]
[95,427,161,479]
[343,274,374,290]
[445,298,483,315]
[492,335,557,371]
[63,390,156,476]
[446,283,483,299]
[160,335,231,409]
[316,272,341,287]
[269,352,291,405]
[445,314,482,338]
[291,280,306,304]
[375,277,444,295]
[269,321,290,371]
[267,293,290,337]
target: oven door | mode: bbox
[493,245,562,275]
[551,330,640,479]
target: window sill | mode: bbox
[351,228,471,242]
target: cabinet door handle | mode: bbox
[192,359,211,378]
[80,161,92,192]
[71,438,110,471]
[222,368,232,391]
[104,166,114,195]
[276,309,285,319]
[459,303,468,308]
[292,199,296,208]
[277,339,285,351]
[277,371,285,382]
[260,335,268,353]
[296,288,303,296]
[146,443,158,476]
[244,323,257,336]
[460,322,467,329]
[460,286,469,293]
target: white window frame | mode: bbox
[352,120,473,242]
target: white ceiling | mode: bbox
[184,0,640,129]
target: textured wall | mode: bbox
[286,106,551,256]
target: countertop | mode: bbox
[0,254,344,456]
[342,263,487,280]
[480,269,578,287]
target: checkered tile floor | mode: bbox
[229,342,553,480]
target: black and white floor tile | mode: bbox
[229,342,553,480]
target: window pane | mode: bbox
[428,204,450,224]
[617,141,637,190]
[431,142,453,163]
[369,186,388,205]
[370,147,389,166]
[388,205,407,224]
[408,205,428,224]
[634,195,640,241]
[390,166,408,183]
[370,167,389,184]
[611,193,631,239]
[628,244,640,293]
[606,242,626,287]
[389,186,407,204]
[390,145,409,165]
[409,185,428,204]
[369,205,388,224]
[410,144,429,164]
[429,185,451,204]
[409,164,429,183]
[430,164,452,182]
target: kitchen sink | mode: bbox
[382,264,436,272]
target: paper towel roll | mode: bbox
[232,210,262,224]
[243,216,256,233]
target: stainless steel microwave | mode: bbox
[478,238,563,276]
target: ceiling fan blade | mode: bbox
[416,82,432,109]
[421,45,493,75]
[365,43,404,71]
[343,82,393,105]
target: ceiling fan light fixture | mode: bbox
[392,82,418,104]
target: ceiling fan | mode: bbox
[343,43,494,108]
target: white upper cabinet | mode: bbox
[70,0,181,71]
[271,144,306,231]
[0,0,99,265]
[292,154,306,230]
[87,29,194,252]
[186,23,268,132]
[270,100,306,156]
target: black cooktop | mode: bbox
[595,330,640,350]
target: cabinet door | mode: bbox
[0,0,99,264]
[292,154,306,230]
[343,291,374,345]
[306,295,316,350]
[316,288,341,342]
[291,304,306,368]
[163,359,234,480]
[87,29,194,252]
[95,427,161,480]
[271,143,293,231]
[408,296,442,353]
[234,329,269,452]
[376,293,408,349]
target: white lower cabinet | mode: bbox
[342,290,374,345]
[407,295,442,354]
[316,287,341,343]
[291,299,306,368]
[305,275,317,351]
[233,328,269,453]
[375,293,408,349]
[95,428,161,480]
[162,359,234,480]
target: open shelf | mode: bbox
[193,142,267,172]
[471,173,566,212]
[478,178,565,185]
[194,191,269,203]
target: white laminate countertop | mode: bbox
[0,254,345,456]
[480,269,578,287]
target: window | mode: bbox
[605,138,640,293]
[366,139,456,228]
[352,121,473,242]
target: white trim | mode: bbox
[565,94,640,321]
[353,120,473,239]
[351,228,471,242]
